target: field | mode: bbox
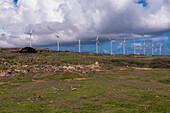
[0,49,170,112]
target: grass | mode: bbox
[0,51,169,112]
[159,78,170,84]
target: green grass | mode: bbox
[159,78,170,84]
[0,51,169,112]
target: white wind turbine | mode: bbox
[158,43,163,55]
[73,33,81,52]
[92,36,100,53]
[122,39,126,55]
[78,38,81,53]
[26,28,33,47]
[73,34,81,53]
[134,39,136,54]
[55,35,60,51]
[107,35,115,55]
[152,41,154,55]
[143,40,146,55]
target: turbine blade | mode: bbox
[55,35,59,38]
[30,29,33,34]
[97,36,99,40]
[107,35,111,41]
[97,41,101,45]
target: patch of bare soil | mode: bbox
[64,78,90,81]
[119,68,127,71]
[0,82,4,85]
[133,68,152,70]
[10,83,20,85]
[32,79,46,83]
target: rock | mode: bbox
[4,62,8,65]
[63,66,68,70]
[95,62,99,65]
[0,72,6,77]
[72,88,77,91]
[76,65,83,70]
[68,66,75,70]
[7,71,12,74]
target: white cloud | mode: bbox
[0,0,170,47]
[152,36,169,41]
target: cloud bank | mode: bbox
[0,0,170,47]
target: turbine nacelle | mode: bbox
[55,35,59,38]
[54,35,60,51]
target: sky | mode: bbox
[0,0,170,55]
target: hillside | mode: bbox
[0,47,170,112]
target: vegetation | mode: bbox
[0,49,169,112]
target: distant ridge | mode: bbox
[0,47,69,53]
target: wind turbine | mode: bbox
[122,39,126,55]
[92,36,100,53]
[55,35,60,51]
[134,39,136,54]
[73,33,81,53]
[26,28,33,47]
[78,38,81,53]
[152,41,154,55]
[107,35,115,55]
[143,40,146,55]
[158,43,163,55]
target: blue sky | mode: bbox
[39,0,169,55]
[14,0,18,3]
[138,0,148,7]
[0,0,169,55]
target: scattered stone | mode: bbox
[0,72,6,77]
[95,62,99,65]
[4,62,8,65]
[72,88,77,91]
[7,71,12,74]
[15,69,27,73]
[63,66,68,70]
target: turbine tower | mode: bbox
[152,41,154,55]
[107,35,115,55]
[73,33,81,53]
[158,43,163,55]
[55,35,60,51]
[134,39,136,54]
[122,39,126,55]
[27,28,33,47]
[78,38,81,53]
[143,40,146,55]
[93,36,100,53]
[73,34,81,53]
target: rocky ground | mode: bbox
[0,47,169,112]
